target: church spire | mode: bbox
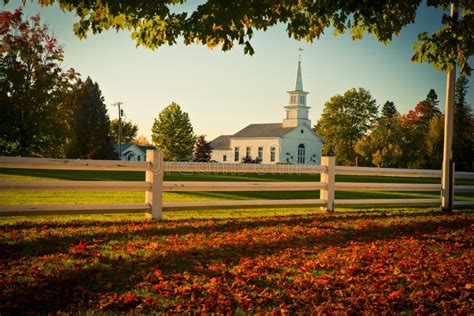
[283,49,311,128]
[295,48,303,91]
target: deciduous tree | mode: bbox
[315,88,378,165]
[14,1,473,75]
[151,102,195,161]
[356,111,405,168]
[133,135,151,146]
[110,119,139,144]
[0,9,76,157]
[425,115,445,169]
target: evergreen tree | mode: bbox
[425,89,439,110]
[193,135,212,162]
[419,89,441,125]
[381,101,397,119]
[315,88,378,165]
[66,77,115,159]
[453,75,473,171]
[151,102,196,161]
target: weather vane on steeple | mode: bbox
[298,48,303,62]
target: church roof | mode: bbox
[210,135,232,150]
[114,143,136,153]
[233,123,294,138]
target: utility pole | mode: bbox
[441,2,458,212]
[112,102,123,160]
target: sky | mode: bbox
[2,1,474,141]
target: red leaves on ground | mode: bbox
[0,210,473,314]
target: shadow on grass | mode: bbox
[0,212,474,314]
[1,210,472,314]
[2,210,469,260]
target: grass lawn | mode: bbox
[0,208,473,313]
[0,168,473,206]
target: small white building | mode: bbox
[114,144,155,161]
[210,58,323,164]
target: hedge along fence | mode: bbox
[0,150,473,219]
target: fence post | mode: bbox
[320,156,335,212]
[145,150,164,220]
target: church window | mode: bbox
[297,144,305,164]
[299,95,305,104]
[291,95,296,104]
[300,129,304,134]
[234,148,239,162]
[137,156,141,161]
[223,155,227,162]
[258,147,263,161]
[270,147,276,162]
[246,146,251,159]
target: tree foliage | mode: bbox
[0,8,76,157]
[315,88,378,165]
[151,102,195,161]
[344,90,452,169]
[425,115,445,169]
[66,77,115,159]
[193,135,212,162]
[356,113,404,168]
[420,89,441,125]
[133,135,151,146]
[11,0,473,74]
[453,75,473,171]
[110,119,139,144]
[381,101,397,120]
[425,89,439,110]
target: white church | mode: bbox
[210,56,323,164]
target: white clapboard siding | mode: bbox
[0,156,147,171]
[162,199,327,210]
[335,198,440,206]
[0,181,150,191]
[163,181,325,192]
[0,203,150,215]
[163,161,326,174]
[336,182,440,191]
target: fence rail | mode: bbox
[0,151,473,219]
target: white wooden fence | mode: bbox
[0,150,473,219]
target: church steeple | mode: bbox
[283,50,311,128]
[295,48,303,91]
